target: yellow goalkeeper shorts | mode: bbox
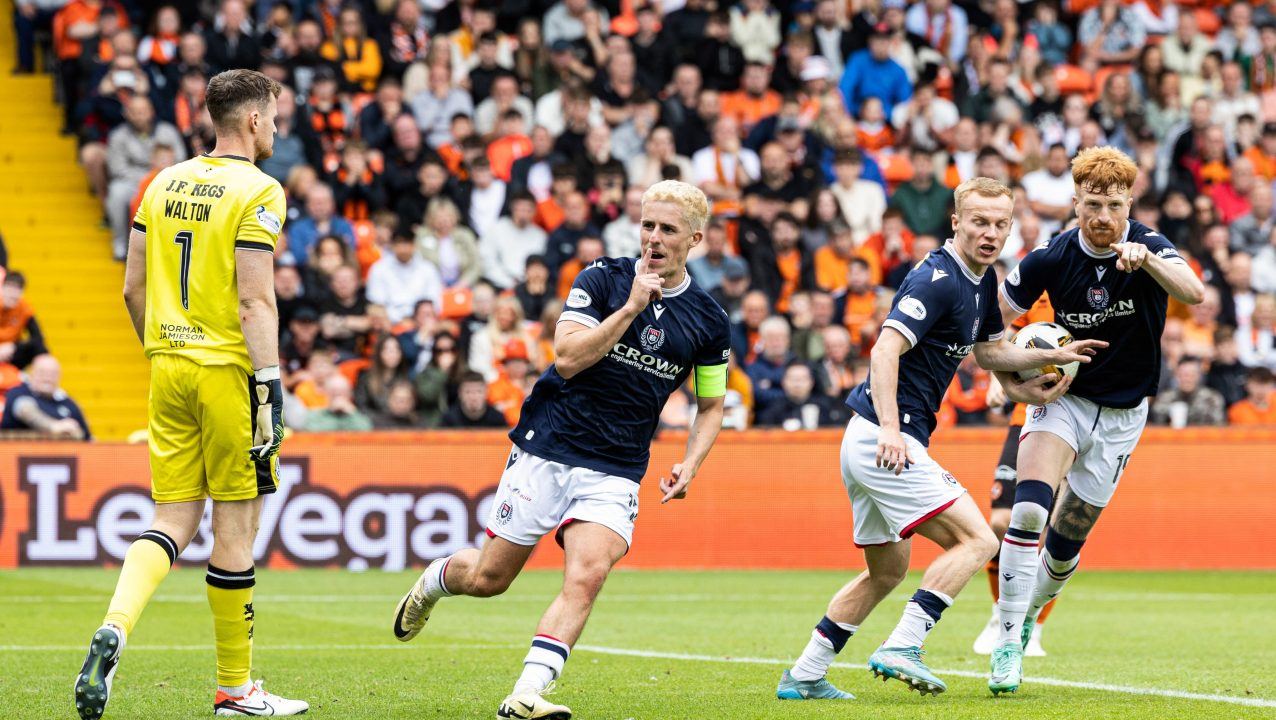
[148,353,278,503]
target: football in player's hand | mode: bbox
[1013,321,1080,384]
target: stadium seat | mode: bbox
[441,287,474,319]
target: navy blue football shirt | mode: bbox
[512,257,732,482]
[845,243,1004,446]
[1002,220,1183,409]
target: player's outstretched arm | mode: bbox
[122,228,147,344]
[660,393,725,503]
[868,327,914,476]
[1113,242,1205,305]
[972,336,1107,373]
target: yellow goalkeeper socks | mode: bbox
[103,530,179,636]
[206,564,255,690]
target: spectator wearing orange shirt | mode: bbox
[833,257,885,353]
[556,236,605,300]
[721,62,783,135]
[53,0,129,130]
[861,208,915,282]
[0,273,48,372]
[1244,122,1276,181]
[813,222,857,293]
[487,109,534,183]
[129,144,178,228]
[320,7,383,92]
[535,163,579,232]
[855,97,895,153]
[488,339,536,426]
[1228,367,1276,425]
[760,213,815,314]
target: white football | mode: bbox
[1012,321,1079,383]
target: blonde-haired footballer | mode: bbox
[776,178,1104,701]
[988,147,1205,695]
[393,180,730,719]
[74,69,307,718]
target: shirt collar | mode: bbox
[663,269,692,298]
[942,241,984,285]
[1076,221,1132,258]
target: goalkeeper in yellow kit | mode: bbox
[74,69,307,719]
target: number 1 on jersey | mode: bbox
[173,230,193,310]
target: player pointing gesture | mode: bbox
[987,147,1204,696]
[392,181,732,719]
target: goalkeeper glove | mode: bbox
[249,365,284,462]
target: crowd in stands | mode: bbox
[11,0,1276,432]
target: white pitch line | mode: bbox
[573,645,1276,709]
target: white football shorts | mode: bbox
[486,446,639,550]
[1021,393,1149,507]
[841,414,967,547]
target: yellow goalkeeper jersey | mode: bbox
[132,153,285,374]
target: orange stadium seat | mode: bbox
[1055,64,1092,95]
[440,287,474,319]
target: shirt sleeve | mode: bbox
[978,280,1005,342]
[694,309,732,367]
[1140,230,1187,265]
[1001,247,1050,315]
[235,179,287,252]
[558,262,612,328]
[881,272,947,349]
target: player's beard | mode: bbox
[1085,219,1123,248]
[254,135,274,162]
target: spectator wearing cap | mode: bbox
[488,339,536,426]
[829,148,885,243]
[514,256,555,322]
[204,0,258,73]
[0,272,47,372]
[1229,367,1276,425]
[1152,357,1226,427]
[905,0,968,64]
[1,355,90,440]
[839,21,912,119]
[891,146,953,238]
[713,261,753,323]
[366,230,444,325]
[440,371,508,428]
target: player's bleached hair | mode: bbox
[642,180,711,235]
[207,69,282,130]
[953,177,1014,216]
[1071,146,1138,195]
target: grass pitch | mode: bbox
[2,568,1273,719]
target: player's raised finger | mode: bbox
[637,245,652,275]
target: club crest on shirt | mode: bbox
[1087,285,1110,310]
[497,500,514,525]
[1032,406,1047,420]
[639,324,666,352]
